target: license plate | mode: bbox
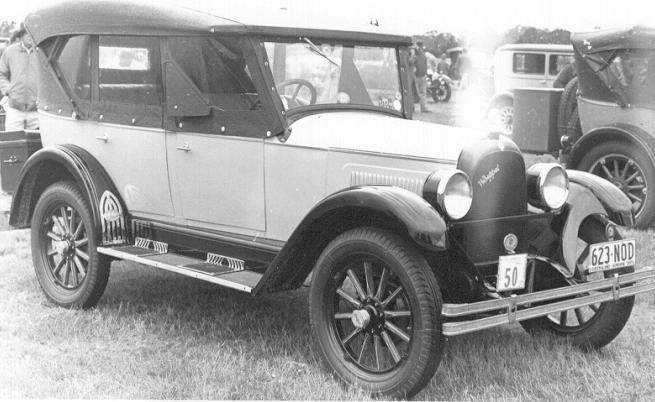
[496,253,528,292]
[587,239,636,273]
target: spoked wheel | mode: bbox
[333,258,413,372]
[487,98,514,136]
[31,182,110,308]
[432,82,451,102]
[577,140,655,228]
[309,228,443,398]
[42,202,90,290]
[521,217,635,350]
[589,154,646,216]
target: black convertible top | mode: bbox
[25,0,412,45]
[571,25,655,54]
[572,25,655,107]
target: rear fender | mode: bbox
[253,186,447,294]
[9,145,128,245]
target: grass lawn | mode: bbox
[1,227,654,400]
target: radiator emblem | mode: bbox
[478,164,500,187]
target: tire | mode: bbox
[557,77,579,139]
[309,228,443,398]
[31,181,110,308]
[520,218,635,350]
[432,82,451,102]
[487,97,514,136]
[575,140,655,228]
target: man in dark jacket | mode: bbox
[0,28,39,130]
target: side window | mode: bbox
[167,36,260,111]
[512,53,545,75]
[548,54,574,75]
[56,35,91,101]
[98,36,161,106]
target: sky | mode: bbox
[3,0,654,37]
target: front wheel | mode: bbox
[575,140,655,228]
[487,97,514,136]
[31,181,110,308]
[520,217,635,350]
[309,228,443,398]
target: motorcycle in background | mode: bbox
[427,70,452,102]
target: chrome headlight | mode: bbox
[424,170,473,220]
[527,163,569,210]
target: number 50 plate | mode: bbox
[587,239,636,273]
[496,253,528,292]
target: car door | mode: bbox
[163,36,268,234]
[41,35,175,220]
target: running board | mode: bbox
[97,242,262,293]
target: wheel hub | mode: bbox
[351,309,371,329]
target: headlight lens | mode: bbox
[441,172,473,219]
[527,163,569,210]
[423,170,473,220]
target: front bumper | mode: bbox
[442,267,655,336]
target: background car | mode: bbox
[488,43,574,135]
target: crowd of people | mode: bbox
[410,41,471,113]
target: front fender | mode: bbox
[560,182,614,275]
[253,186,447,294]
[488,92,514,109]
[567,169,634,226]
[9,144,127,244]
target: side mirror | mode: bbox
[164,61,211,117]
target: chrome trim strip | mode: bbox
[97,247,257,293]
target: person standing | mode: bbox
[412,41,429,113]
[436,53,451,76]
[0,27,39,131]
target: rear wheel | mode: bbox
[31,182,110,308]
[309,228,443,398]
[520,218,634,350]
[576,140,655,228]
[432,82,451,102]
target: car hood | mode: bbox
[284,111,486,162]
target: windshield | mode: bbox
[264,40,403,113]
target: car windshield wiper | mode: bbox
[301,37,340,67]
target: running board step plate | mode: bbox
[97,245,261,293]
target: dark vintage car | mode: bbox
[6,2,655,398]
[514,26,655,229]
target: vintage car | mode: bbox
[488,43,574,135]
[512,27,655,229]
[8,1,655,398]
[564,26,655,228]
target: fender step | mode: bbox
[97,238,262,293]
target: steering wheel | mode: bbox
[275,79,317,107]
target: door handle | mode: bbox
[176,142,191,152]
[95,134,109,143]
[540,80,547,84]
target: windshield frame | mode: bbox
[259,36,412,120]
